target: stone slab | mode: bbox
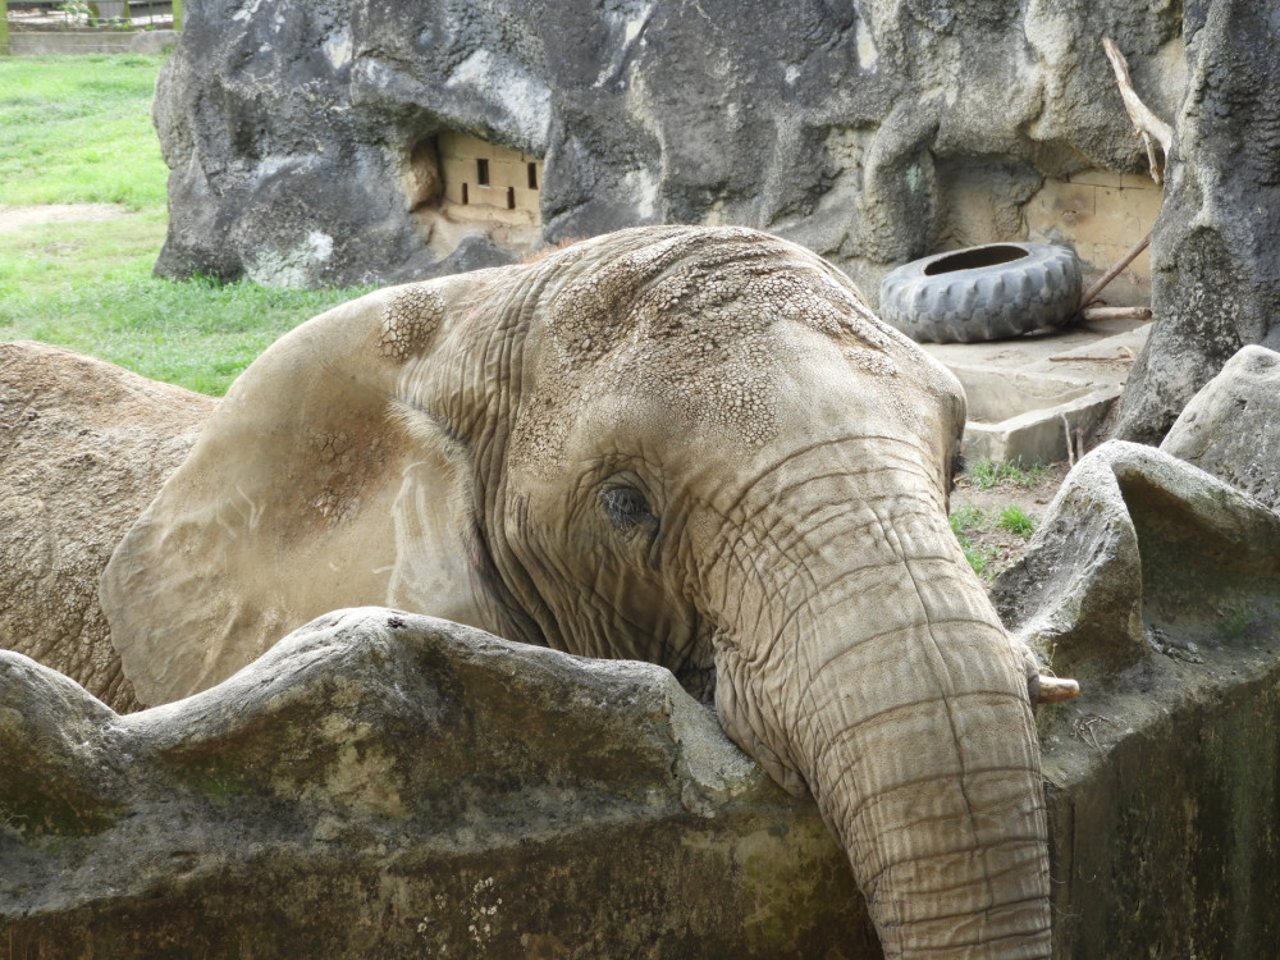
[920,320,1151,463]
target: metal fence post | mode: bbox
[171,0,180,31]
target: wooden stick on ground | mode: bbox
[1048,346,1136,363]
[1081,304,1152,323]
[1048,355,1135,364]
[1078,230,1151,310]
[1102,37,1173,184]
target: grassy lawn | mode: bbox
[0,54,369,396]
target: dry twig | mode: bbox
[1081,305,1152,322]
[1079,231,1152,309]
[1048,346,1136,363]
[1059,415,1086,466]
[1072,713,1114,751]
[1102,37,1173,184]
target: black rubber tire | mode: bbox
[878,242,1083,344]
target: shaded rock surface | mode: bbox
[993,441,1280,958]
[0,342,214,712]
[1160,345,1280,512]
[152,0,1182,293]
[1113,1,1280,442]
[0,610,869,959]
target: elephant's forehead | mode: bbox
[543,227,894,365]
[509,240,956,470]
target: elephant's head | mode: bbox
[102,226,1068,958]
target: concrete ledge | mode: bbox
[8,31,145,54]
[922,320,1151,464]
[951,364,1120,463]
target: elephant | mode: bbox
[100,225,1075,959]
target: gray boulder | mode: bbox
[992,440,1280,958]
[994,440,1280,684]
[0,342,214,712]
[128,29,179,54]
[1113,2,1280,443]
[0,609,869,959]
[151,0,1182,290]
[1160,345,1280,512]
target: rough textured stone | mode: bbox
[1160,345,1280,512]
[151,0,1183,292]
[1113,1,1280,443]
[0,342,214,712]
[0,609,870,959]
[993,440,1280,958]
[128,29,180,54]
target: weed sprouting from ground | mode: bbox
[949,502,1040,577]
[949,507,1002,577]
[997,506,1036,538]
[959,457,1047,491]
[948,505,986,533]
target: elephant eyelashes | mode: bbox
[600,485,658,534]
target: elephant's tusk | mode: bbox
[1036,676,1080,703]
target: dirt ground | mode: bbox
[950,460,1071,582]
[0,203,130,234]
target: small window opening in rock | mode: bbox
[924,245,1028,275]
[436,131,543,227]
[527,163,538,190]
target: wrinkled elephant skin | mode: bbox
[102,226,1052,958]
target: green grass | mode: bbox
[960,457,1048,491]
[997,505,1036,538]
[0,55,170,210]
[0,55,372,395]
[0,226,372,393]
[949,503,1037,577]
[949,507,1001,577]
[948,505,987,535]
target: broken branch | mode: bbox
[1081,305,1152,322]
[1048,353,1136,363]
[1080,230,1152,308]
[1102,37,1173,184]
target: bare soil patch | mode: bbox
[0,203,132,234]
[951,461,1070,580]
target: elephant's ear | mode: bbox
[100,278,489,706]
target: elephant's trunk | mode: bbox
[802,610,1050,959]
[721,501,1051,959]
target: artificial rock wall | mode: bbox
[155,0,1280,441]
[152,0,1184,295]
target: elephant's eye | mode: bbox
[600,485,657,533]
